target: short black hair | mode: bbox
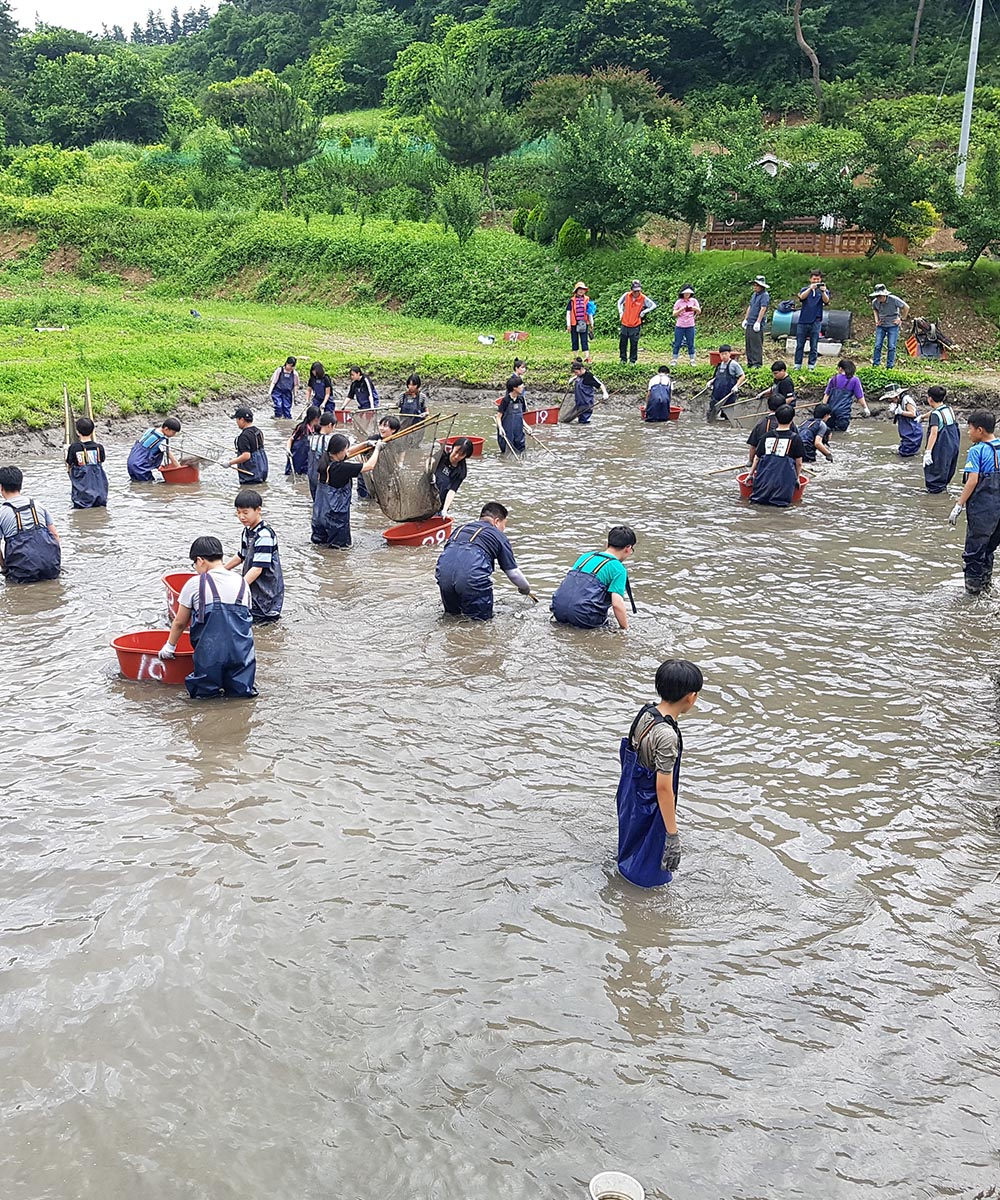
[771,360,786,373]
[969,409,996,434]
[0,465,23,491]
[451,437,474,458]
[654,659,703,703]
[809,268,823,277]
[767,395,784,412]
[235,488,263,509]
[607,525,637,549]
[349,364,363,376]
[379,414,401,432]
[189,535,223,562]
[285,356,297,366]
[480,501,508,521]
[927,385,947,403]
[657,364,670,374]
[328,432,350,454]
[162,417,182,432]
[75,417,95,436]
[319,412,336,427]
[506,374,523,392]
[719,344,732,353]
[775,404,795,424]
[813,403,832,419]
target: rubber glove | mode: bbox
[158,643,176,660]
[949,503,964,526]
[661,833,682,872]
[217,458,231,468]
[923,451,934,467]
[741,319,749,330]
[752,321,761,332]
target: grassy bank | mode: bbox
[0,201,996,428]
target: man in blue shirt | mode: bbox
[435,501,533,620]
[870,284,910,369]
[794,270,830,370]
[949,409,1000,595]
[742,275,770,368]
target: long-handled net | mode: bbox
[357,412,457,522]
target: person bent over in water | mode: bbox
[160,535,257,698]
[550,525,636,630]
[0,464,61,583]
[616,659,702,888]
[435,501,532,620]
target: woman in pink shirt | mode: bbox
[671,286,701,366]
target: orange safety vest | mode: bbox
[621,292,647,327]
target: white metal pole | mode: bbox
[956,0,984,194]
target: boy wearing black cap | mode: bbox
[225,408,268,484]
[159,535,257,698]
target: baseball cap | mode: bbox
[231,407,253,420]
[630,279,642,289]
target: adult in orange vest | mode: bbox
[617,280,657,364]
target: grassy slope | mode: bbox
[0,200,996,428]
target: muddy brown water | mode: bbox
[2,394,999,1200]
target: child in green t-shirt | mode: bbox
[550,525,637,630]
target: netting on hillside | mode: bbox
[357,413,456,522]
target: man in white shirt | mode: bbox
[160,535,257,698]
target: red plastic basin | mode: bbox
[438,435,485,458]
[159,463,199,484]
[383,517,453,547]
[640,405,681,421]
[162,571,195,620]
[710,351,741,366]
[333,409,353,424]
[111,629,194,684]
[523,407,560,426]
[738,472,808,502]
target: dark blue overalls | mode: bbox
[237,428,269,485]
[240,523,284,622]
[709,363,738,420]
[893,399,922,457]
[616,704,682,888]
[308,376,328,409]
[69,446,109,508]
[272,369,295,419]
[2,500,61,583]
[825,380,855,432]
[127,428,166,481]
[498,394,526,454]
[550,552,614,628]
[186,573,257,698]
[436,520,513,620]
[750,431,799,507]
[285,430,311,476]
[924,405,960,494]
[571,376,594,424]
[963,441,1000,592]
[797,416,827,464]
[645,380,673,421]
[312,470,353,547]
[307,433,329,499]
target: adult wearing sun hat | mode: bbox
[741,275,770,368]
[870,283,909,369]
[671,285,701,366]
[566,281,593,362]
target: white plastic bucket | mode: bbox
[589,1171,645,1200]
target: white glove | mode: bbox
[923,451,933,467]
[948,503,964,526]
[741,320,748,330]
[889,403,901,418]
[158,643,176,660]
[217,458,231,468]
[753,322,761,332]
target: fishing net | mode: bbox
[357,412,457,522]
[559,391,584,424]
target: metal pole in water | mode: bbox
[956,0,984,195]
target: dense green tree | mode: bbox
[845,117,939,255]
[205,70,320,207]
[521,67,682,135]
[26,50,178,146]
[425,54,522,215]
[942,140,1000,270]
[434,170,483,243]
[324,2,414,109]
[547,91,652,243]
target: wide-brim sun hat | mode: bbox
[573,281,588,291]
[869,284,889,297]
[751,275,770,288]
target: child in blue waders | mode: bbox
[822,358,871,431]
[311,433,382,548]
[285,406,319,476]
[948,409,1000,596]
[225,488,284,623]
[747,405,804,507]
[399,375,429,423]
[616,659,702,888]
[433,436,473,517]
[306,361,332,411]
[644,366,673,421]
[0,465,61,584]
[435,502,533,620]
[126,417,181,481]
[226,408,269,485]
[269,356,299,419]
[797,404,835,465]
[923,385,960,494]
[551,526,636,630]
[745,394,796,463]
[347,365,379,413]
[159,536,257,698]
[565,360,608,424]
[706,345,744,421]
[307,411,336,499]
[66,417,108,508]
[887,386,922,457]
[496,374,526,454]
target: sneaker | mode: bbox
[688,358,696,367]
[671,358,679,367]
[808,364,817,371]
